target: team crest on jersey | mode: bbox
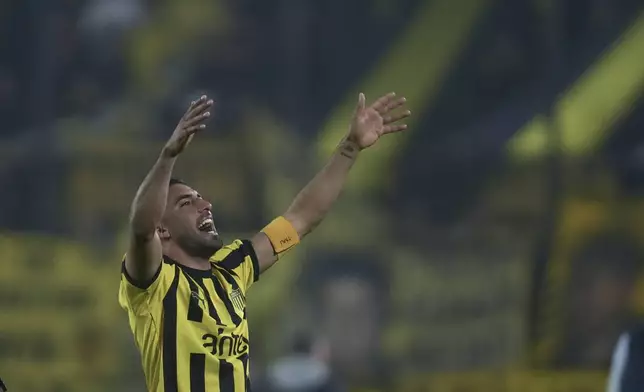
[190,290,206,307]
[230,288,245,311]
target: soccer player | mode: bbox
[118,92,410,392]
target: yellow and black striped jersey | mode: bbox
[119,239,259,392]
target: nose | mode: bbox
[198,198,212,212]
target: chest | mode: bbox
[177,272,247,331]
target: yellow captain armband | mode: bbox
[261,216,300,254]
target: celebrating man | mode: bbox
[118,92,410,392]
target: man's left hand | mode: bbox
[347,92,410,150]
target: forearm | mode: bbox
[130,152,176,237]
[284,137,359,237]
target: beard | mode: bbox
[176,232,223,259]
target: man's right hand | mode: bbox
[125,95,212,286]
[162,95,214,158]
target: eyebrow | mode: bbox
[175,193,193,205]
[175,192,203,205]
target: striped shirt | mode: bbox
[119,240,259,392]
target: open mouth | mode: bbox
[197,217,217,235]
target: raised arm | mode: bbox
[251,92,410,272]
[124,96,213,285]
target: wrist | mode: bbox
[159,147,178,160]
[158,150,179,168]
[345,133,362,148]
[338,136,360,159]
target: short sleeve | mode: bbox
[210,239,259,291]
[118,258,176,314]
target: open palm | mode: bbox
[162,95,214,158]
[348,92,410,149]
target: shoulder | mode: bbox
[212,239,245,256]
[210,239,260,288]
[210,240,258,267]
[119,256,180,311]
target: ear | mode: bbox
[158,225,171,241]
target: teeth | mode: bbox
[199,218,214,230]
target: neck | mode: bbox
[163,246,211,270]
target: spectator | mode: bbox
[555,234,642,368]
[607,325,644,392]
[265,334,341,392]
[301,251,391,390]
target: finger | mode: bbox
[180,124,206,148]
[187,99,214,118]
[382,124,408,134]
[181,97,205,120]
[186,95,207,110]
[371,92,396,114]
[182,100,198,119]
[184,124,207,134]
[185,95,211,116]
[195,94,207,104]
[185,133,195,147]
[185,102,212,121]
[184,111,211,127]
[383,110,411,124]
[355,93,366,113]
[383,97,407,113]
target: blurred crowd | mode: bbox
[1,0,644,391]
